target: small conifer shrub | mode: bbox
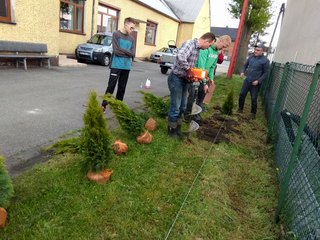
[139,91,169,118]
[51,137,80,154]
[103,94,144,138]
[222,88,234,115]
[0,156,14,208]
[80,91,113,173]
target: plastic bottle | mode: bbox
[145,78,151,89]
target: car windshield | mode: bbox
[158,47,168,52]
[88,34,112,46]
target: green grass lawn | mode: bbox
[0,75,279,240]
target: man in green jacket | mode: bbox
[196,35,231,107]
[186,35,231,123]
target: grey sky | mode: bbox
[210,0,287,46]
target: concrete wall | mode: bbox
[0,0,60,56]
[273,0,320,65]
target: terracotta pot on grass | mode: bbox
[113,140,128,155]
[0,208,7,228]
[136,131,153,144]
[87,169,113,184]
[145,118,157,131]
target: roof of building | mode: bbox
[133,0,179,21]
[211,26,238,41]
[163,0,206,23]
[133,0,206,23]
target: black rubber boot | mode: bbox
[168,126,178,137]
[176,118,187,139]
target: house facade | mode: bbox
[273,0,320,65]
[0,0,211,65]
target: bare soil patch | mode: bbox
[197,106,243,143]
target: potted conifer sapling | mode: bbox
[80,91,113,184]
[103,94,153,144]
[0,156,14,228]
[222,88,234,116]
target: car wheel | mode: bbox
[161,66,169,74]
[101,54,110,66]
[77,58,85,63]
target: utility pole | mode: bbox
[227,0,250,79]
[267,3,285,57]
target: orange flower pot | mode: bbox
[144,118,157,131]
[113,140,128,155]
[136,131,153,144]
[0,208,7,228]
[87,169,113,184]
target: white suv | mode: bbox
[75,32,113,66]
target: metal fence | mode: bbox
[261,61,320,239]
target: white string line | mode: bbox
[164,118,227,240]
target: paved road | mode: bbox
[0,60,228,175]
[0,61,171,173]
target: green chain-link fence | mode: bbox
[262,61,320,239]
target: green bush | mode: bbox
[222,88,234,115]
[103,94,144,138]
[80,91,113,173]
[0,156,14,208]
[51,137,81,154]
[139,91,169,118]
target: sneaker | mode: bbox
[237,109,243,113]
[250,113,256,119]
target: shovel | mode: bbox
[190,102,202,115]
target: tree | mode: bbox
[80,91,113,173]
[222,88,234,115]
[0,156,14,208]
[103,94,145,138]
[229,0,272,73]
[139,91,169,118]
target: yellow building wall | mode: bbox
[0,0,209,59]
[0,0,59,55]
[175,0,211,47]
[100,0,179,59]
[192,0,211,38]
[59,0,96,54]
[176,24,194,48]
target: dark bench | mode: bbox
[0,41,53,70]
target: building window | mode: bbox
[0,0,11,23]
[97,4,118,33]
[145,21,157,45]
[60,0,84,33]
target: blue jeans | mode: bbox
[238,80,260,114]
[167,73,190,123]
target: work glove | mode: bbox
[186,68,194,81]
